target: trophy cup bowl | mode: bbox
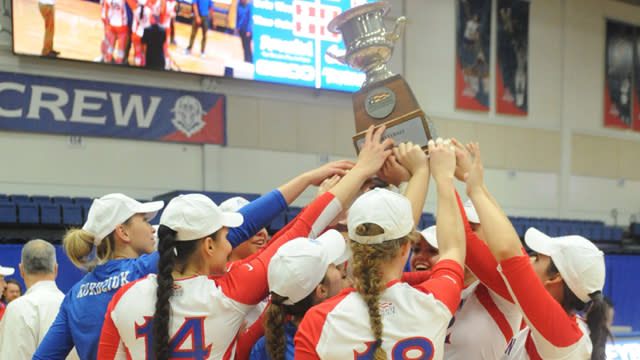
[327,1,436,153]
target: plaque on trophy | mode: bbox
[327,1,436,153]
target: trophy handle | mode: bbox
[386,16,407,45]
[326,48,347,64]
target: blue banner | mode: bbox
[0,72,226,144]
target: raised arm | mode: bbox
[277,160,355,205]
[393,142,429,227]
[464,143,522,261]
[430,138,465,266]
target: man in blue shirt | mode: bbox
[235,0,253,63]
[185,0,214,57]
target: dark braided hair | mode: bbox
[152,225,203,360]
[546,260,612,360]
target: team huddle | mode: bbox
[3,126,608,360]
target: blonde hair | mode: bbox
[349,223,411,360]
[62,228,115,270]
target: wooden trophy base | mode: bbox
[351,74,434,153]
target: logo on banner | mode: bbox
[171,96,206,137]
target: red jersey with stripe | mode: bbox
[294,259,464,360]
[498,255,592,359]
[106,0,127,27]
[131,4,152,38]
[98,192,343,360]
[162,0,176,28]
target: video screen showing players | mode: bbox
[12,0,375,92]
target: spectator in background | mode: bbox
[0,265,15,321]
[235,0,253,63]
[3,279,23,304]
[0,240,79,360]
[38,0,58,57]
[143,14,167,70]
[184,0,214,57]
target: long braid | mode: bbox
[265,294,288,360]
[350,223,409,360]
[152,225,177,360]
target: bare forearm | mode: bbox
[403,168,429,227]
[435,178,465,265]
[277,172,312,205]
[468,188,521,261]
[328,168,370,207]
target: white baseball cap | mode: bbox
[268,229,350,305]
[419,225,438,249]
[160,194,243,241]
[524,227,605,303]
[82,194,164,245]
[219,196,250,213]
[348,188,414,244]
[0,265,15,276]
[463,200,480,223]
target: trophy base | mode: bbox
[352,75,435,153]
[352,109,431,153]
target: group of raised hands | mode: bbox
[312,125,486,198]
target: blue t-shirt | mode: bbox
[33,253,158,360]
[236,1,253,34]
[193,0,212,17]
[250,321,298,360]
[227,189,287,248]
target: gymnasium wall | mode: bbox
[0,0,638,224]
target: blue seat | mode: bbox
[420,213,435,229]
[73,197,94,207]
[631,223,640,237]
[269,211,287,233]
[31,195,51,204]
[11,194,30,204]
[286,207,302,223]
[18,203,39,224]
[52,196,73,204]
[62,204,83,225]
[0,194,9,203]
[0,203,17,223]
[40,203,61,225]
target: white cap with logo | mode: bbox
[524,227,605,303]
[160,194,243,241]
[219,196,250,213]
[347,188,414,244]
[82,194,164,245]
[0,265,15,276]
[419,225,438,249]
[268,229,350,305]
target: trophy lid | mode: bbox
[327,1,391,33]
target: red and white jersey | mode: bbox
[498,255,592,359]
[100,0,107,21]
[162,0,176,28]
[131,4,152,38]
[106,0,127,28]
[294,260,464,360]
[444,280,522,360]
[98,192,343,360]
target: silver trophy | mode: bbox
[327,1,436,153]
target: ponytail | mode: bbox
[546,261,612,360]
[349,223,410,360]
[152,225,213,360]
[265,291,316,360]
[152,225,177,360]
[63,228,115,270]
[586,292,612,360]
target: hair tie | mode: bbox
[374,338,383,350]
[590,291,604,302]
[269,293,289,306]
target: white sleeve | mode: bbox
[0,301,38,360]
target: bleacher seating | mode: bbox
[17,203,39,224]
[0,203,17,223]
[52,196,73,204]
[268,211,287,233]
[286,207,303,223]
[31,195,51,204]
[40,203,61,225]
[61,204,83,226]
[0,194,8,203]
[10,194,30,204]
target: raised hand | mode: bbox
[353,125,394,178]
[451,138,472,182]
[464,142,484,197]
[306,159,355,186]
[428,138,456,183]
[377,155,410,186]
[315,174,341,199]
[394,141,428,176]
